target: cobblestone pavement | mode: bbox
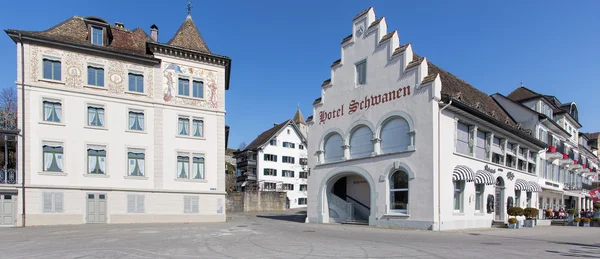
[0,209,598,259]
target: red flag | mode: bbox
[590,188,600,203]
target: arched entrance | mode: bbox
[494,177,505,221]
[319,168,374,225]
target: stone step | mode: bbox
[342,220,369,226]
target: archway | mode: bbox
[319,167,374,225]
[494,177,505,221]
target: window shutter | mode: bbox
[127,194,135,213]
[43,193,53,213]
[136,195,145,213]
[184,196,191,213]
[324,134,344,162]
[54,193,64,213]
[350,126,374,159]
[192,196,199,213]
[381,118,410,153]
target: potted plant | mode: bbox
[508,217,518,229]
[582,217,591,227]
[573,217,581,227]
[507,207,524,229]
[592,218,600,227]
[523,207,539,228]
[567,209,576,225]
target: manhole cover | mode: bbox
[237,225,247,228]
[480,242,501,246]
[303,230,315,232]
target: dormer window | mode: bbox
[91,26,104,46]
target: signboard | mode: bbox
[590,188,600,203]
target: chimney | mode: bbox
[274,123,277,127]
[115,22,125,29]
[150,24,159,42]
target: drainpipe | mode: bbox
[437,99,452,231]
[18,33,26,227]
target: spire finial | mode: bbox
[297,101,300,109]
[187,0,192,15]
[520,81,524,87]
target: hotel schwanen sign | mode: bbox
[319,85,411,124]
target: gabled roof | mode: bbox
[507,87,541,102]
[293,108,306,125]
[5,16,153,57]
[241,119,306,153]
[167,15,210,53]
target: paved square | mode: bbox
[0,210,598,259]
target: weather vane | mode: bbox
[187,0,192,15]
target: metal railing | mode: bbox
[0,168,17,184]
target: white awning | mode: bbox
[528,181,542,192]
[474,170,495,185]
[453,165,475,182]
[515,179,529,191]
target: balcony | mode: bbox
[0,169,17,185]
[545,142,562,160]
[236,160,257,168]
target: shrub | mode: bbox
[583,218,591,223]
[574,217,581,223]
[567,209,576,215]
[508,207,524,217]
[523,208,539,219]
[595,203,600,211]
[593,218,600,222]
[508,218,518,224]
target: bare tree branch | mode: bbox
[0,87,17,113]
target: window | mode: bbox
[543,159,549,179]
[263,168,277,176]
[128,111,144,131]
[507,143,514,152]
[43,59,61,80]
[91,26,103,45]
[42,192,64,213]
[178,117,190,135]
[87,146,106,174]
[283,142,296,148]
[390,171,409,213]
[475,184,484,212]
[127,194,145,213]
[299,171,308,179]
[192,80,204,98]
[263,182,276,190]
[518,159,525,171]
[453,181,464,211]
[526,192,532,207]
[356,60,367,85]
[87,66,104,86]
[299,145,304,150]
[282,156,295,164]
[264,154,277,162]
[184,196,199,213]
[192,119,203,137]
[324,133,343,162]
[269,139,277,146]
[178,78,190,96]
[128,73,144,93]
[283,184,294,191]
[528,163,535,174]
[381,117,410,153]
[87,106,105,127]
[282,170,294,177]
[515,190,521,207]
[475,131,487,160]
[300,184,308,191]
[350,126,374,159]
[493,137,501,147]
[456,122,470,155]
[43,143,63,172]
[177,153,205,179]
[298,198,307,205]
[177,154,189,178]
[539,129,548,143]
[192,156,205,179]
[127,149,145,176]
[492,153,504,165]
[506,155,515,168]
[43,101,62,123]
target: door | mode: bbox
[494,188,502,220]
[86,193,107,223]
[0,194,15,226]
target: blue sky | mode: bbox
[1,0,599,149]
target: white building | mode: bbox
[235,110,308,209]
[306,7,554,230]
[4,13,231,226]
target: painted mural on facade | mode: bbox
[163,62,219,109]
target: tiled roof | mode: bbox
[586,132,600,140]
[331,59,341,67]
[379,30,396,44]
[406,56,424,70]
[313,97,322,105]
[5,16,152,56]
[426,55,518,128]
[242,120,291,152]
[306,116,313,123]
[507,87,541,102]
[421,73,437,85]
[293,108,306,125]
[167,15,210,53]
[368,17,384,29]
[341,34,352,44]
[353,7,373,20]
[393,43,410,56]
[321,79,331,87]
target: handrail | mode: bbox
[346,195,370,210]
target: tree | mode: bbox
[238,142,247,150]
[0,86,17,113]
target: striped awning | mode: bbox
[453,165,475,182]
[515,179,529,191]
[474,170,495,185]
[528,181,542,192]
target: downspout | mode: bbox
[19,33,26,227]
[437,99,452,231]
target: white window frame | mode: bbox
[127,108,145,133]
[175,151,207,181]
[85,144,108,177]
[300,184,308,191]
[40,97,64,125]
[126,148,146,178]
[355,59,367,86]
[389,170,409,214]
[298,198,307,205]
[281,170,294,178]
[91,26,104,46]
[85,63,106,89]
[40,55,63,83]
[85,103,106,129]
[283,183,294,191]
[453,181,464,213]
[127,71,145,94]
[263,182,277,190]
[127,194,145,213]
[178,77,190,97]
[183,196,200,213]
[475,184,484,212]
[191,79,205,99]
[41,140,65,174]
[42,192,64,213]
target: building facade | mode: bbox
[235,110,308,208]
[4,13,231,226]
[304,7,575,230]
